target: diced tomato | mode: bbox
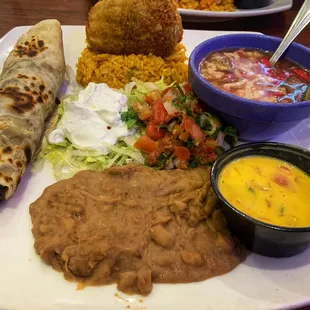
[180,115,205,143]
[193,102,203,114]
[147,150,161,165]
[144,95,155,105]
[146,123,165,140]
[291,68,310,83]
[272,174,289,187]
[175,146,190,161]
[179,131,189,142]
[159,134,175,153]
[182,82,191,94]
[192,140,216,157]
[176,159,188,169]
[204,139,217,153]
[152,99,168,125]
[134,135,157,153]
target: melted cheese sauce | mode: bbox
[218,156,310,228]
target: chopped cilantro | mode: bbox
[157,152,170,169]
[121,108,140,129]
[188,159,198,168]
[174,82,185,97]
[223,126,237,137]
[215,146,225,155]
[248,187,255,194]
[278,205,285,217]
[172,99,193,116]
[185,139,196,150]
[223,125,238,146]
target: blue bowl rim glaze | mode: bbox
[189,33,310,113]
[210,142,310,233]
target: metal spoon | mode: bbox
[269,0,310,66]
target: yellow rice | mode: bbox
[76,43,188,89]
[176,0,235,11]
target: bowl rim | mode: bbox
[210,142,310,232]
[189,33,310,110]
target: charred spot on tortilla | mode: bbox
[43,94,48,100]
[24,86,30,92]
[38,40,44,48]
[17,74,29,79]
[15,160,22,168]
[0,185,8,201]
[24,146,32,164]
[8,158,13,164]
[4,176,13,183]
[39,84,45,92]
[48,90,52,95]
[37,96,43,103]
[31,83,35,87]
[2,146,13,154]
[0,87,36,113]
[14,37,47,58]
[55,97,60,105]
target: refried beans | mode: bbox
[29,165,246,295]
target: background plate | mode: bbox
[179,0,292,22]
[0,26,309,310]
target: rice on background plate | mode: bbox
[76,43,188,89]
[176,0,235,11]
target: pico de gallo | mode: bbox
[121,81,237,169]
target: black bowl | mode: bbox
[235,0,271,9]
[210,142,310,257]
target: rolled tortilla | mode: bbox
[0,19,65,200]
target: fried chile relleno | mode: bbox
[30,165,246,295]
[86,0,183,57]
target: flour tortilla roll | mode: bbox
[0,20,65,200]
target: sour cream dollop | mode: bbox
[48,82,130,154]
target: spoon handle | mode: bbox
[269,0,310,66]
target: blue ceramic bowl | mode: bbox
[189,34,310,141]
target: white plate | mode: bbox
[0,26,309,310]
[179,0,292,22]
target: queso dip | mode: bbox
[218,156,310,228]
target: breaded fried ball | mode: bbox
[86,0,183,57]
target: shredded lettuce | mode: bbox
[33,72,145,180]
[35,136,144,180]
[122,77,171,107]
